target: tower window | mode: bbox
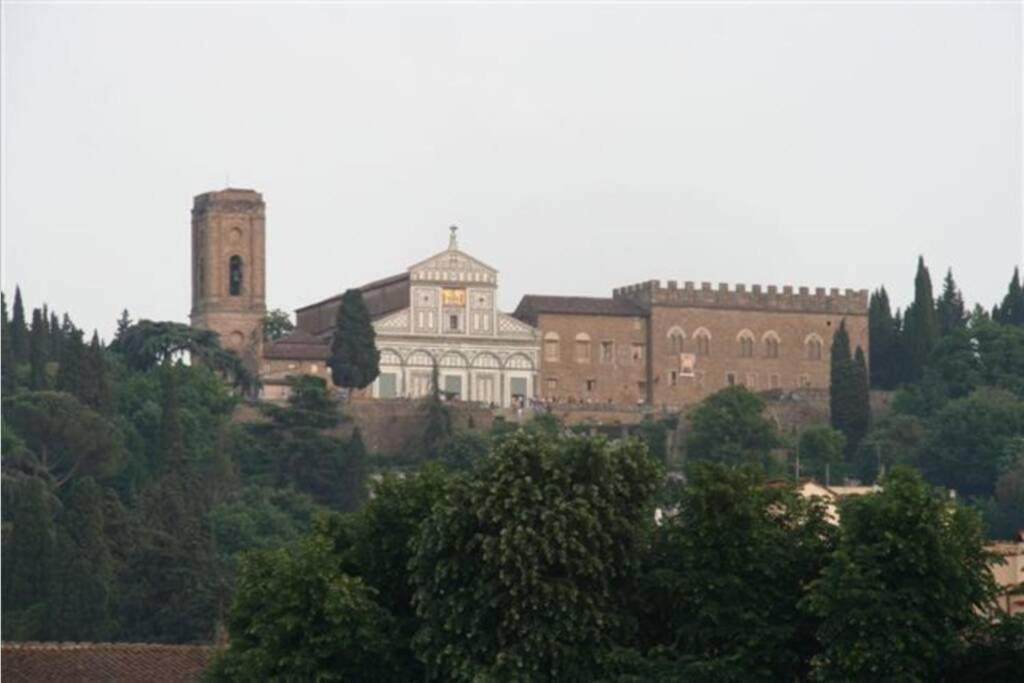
[229,255,243,296]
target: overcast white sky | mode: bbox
[2,2,1021,338]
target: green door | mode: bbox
[378,373,398,399]
[444,374,462,399]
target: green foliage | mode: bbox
[411,432,661,681]
[945,614,1024,682]
[2,477,56,640]
[905,256,939,382]
[421,363,452,458]
[2,391,126,487]
[634,463,836,681]
[29,308,47,390]
[208,518,405,682]
[261,308,295,342]
[916,388,1024,498]
[852,413,927,483]
[264,374,340,429]
[804,467,997,681]
[936,268,967,336]
[11,285,29,363]
[685,386,779,466]
[868,288,899,389]
[798,426,846,482]
[2,291,17,395]
[829,320,871,455]
[434,429,490,470]
[994,266,1024,326]
[328,289,380,390]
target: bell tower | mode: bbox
[189,188,266,366]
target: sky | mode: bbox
[2,2,1021,339]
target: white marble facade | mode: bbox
[368,229,540,407]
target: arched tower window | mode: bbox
[229,255,243,296]
[667,326,685,354]
[763,331,780,359]
[544,331,560,362]
[805,334,823,361]
[694,328,712,356]
[737,330,755,358]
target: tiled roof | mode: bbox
[294,273,410,318]
[263,329,330,360]
[1,642,216,682]
[513,295,646,324]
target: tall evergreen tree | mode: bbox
[29,308,47,390]
[905,257,938,380]
[867,288,898,389]
[84,332,112,414]
[51,477,115,641]
[114,309,132,344]
[56,329,87,400]
[2,292,16,395]
[338,428,369,512]
[2,478,56,639]
[48,312,63,364]
[830,320,868,455]
[995,267,1024,326]
[10,285,29,364]
[936,268,967,336]
[328,289,380,390]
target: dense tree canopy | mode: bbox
[685,386,779,467]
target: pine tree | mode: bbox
[867,288,898,389]
[51,477,115,641]
[328,289,381,390]
[29,309,47,390]
[2,292,16,395]
[905,257,938,380]
[935,268,966,336]
[11,286,29,364]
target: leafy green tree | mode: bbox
[261,308,295,342]
[916,389,1024,498]
[936,268,967,336]
[338,428,369,512]
[686,385,780,467]
[867,287,899,389]
[435,430,490,470]
[11,285,29,363]
[804,467,998,681]
[51,477,116,641]
[328,289,380,390]
[634,463,836,681]
[421,362,452,458]
[411,432,661,681]
[2,392,126,487]
[29,308,48,390]
[264,374,340,429]
[207,518,404,682]
[2,478,56,640]
[946,614,1024,681]
[905,256,939,380]
[798,426,846,482]
[852,413,927,483]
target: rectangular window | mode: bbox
[670,370,677,386]
[546,378,558,394]
[601,341,614,363]
[726,372,736,386]
[575,340,590,363]
[545,339,560,362]
[449,314,459,331]
[585,379,596,392]
[631,343,645,362]
[510,377,528,400]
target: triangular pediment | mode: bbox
[408,248,498,284]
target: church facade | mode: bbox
[189,188,868,409]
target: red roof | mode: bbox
[1,642,216,682]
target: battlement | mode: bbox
[612,279,868,315]
[192,188,264,214]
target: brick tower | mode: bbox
[189,188,266,367]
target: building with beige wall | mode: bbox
[515,279,869,408]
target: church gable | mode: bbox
[408,249,497,285]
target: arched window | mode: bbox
[805,334,823,361]
[738,330,755,358]
[667,327,685,354]
[763,332,780,359]
[544,331,560,362]
[575,332,591,363]
[229,255,243,296]
[694,328,712,356]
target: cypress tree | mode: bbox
[339,428,369,512]
[996,267,1024,325]
[56,329,87,400]
[328,289,381,390]
[51,477,115,641]
[905,257,938,380]
[3,478,56,639]
[830,319,869,455]
[11,286,29,364]
[850,346,871,452]
[2,292,16,395]
[935,268,966,336]
[114,309,132,344]
[29,308,47,390]
[84,331,112,414]
[867,288,898,389]
[49,312,63,364]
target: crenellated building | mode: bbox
[514,279,869,408]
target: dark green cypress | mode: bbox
[160,364,188,472]
[867,288,898,389]
[829,319,861,455]
[328,289,381,390]
[2,292,16,395]
[29,309,47,390]
[10,286,29,364]
[996,267,1024,325]
[935,268,966,336]
[84,332,112,414]
[51,477,115,641]
[338,428,369,512]
[48,312,63,364]
[56,329,87,399]
[905,257,938,380]
[850,346,871,452]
